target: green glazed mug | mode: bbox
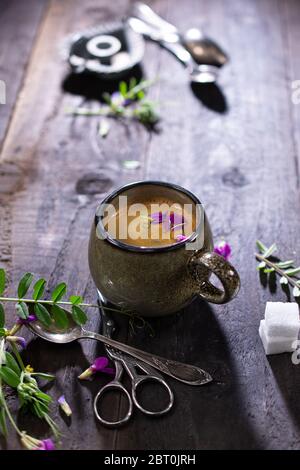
[88,181,240,317]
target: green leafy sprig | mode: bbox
[0,266,154,448]
[65,78,159,130]
[255,240,300,298]
[0,268,154,335]
[0,309,59,447]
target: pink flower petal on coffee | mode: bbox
[176,234,188,242]
[170,212,184,226]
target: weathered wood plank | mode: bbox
[0,0,48,280]
[0,0,48,150]
[1,0,300,451]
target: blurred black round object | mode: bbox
[68,21,145,80]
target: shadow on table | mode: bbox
[191,82,228,114]
[97,297,260,449]
[267,354,300,428]
[62,64,143,101]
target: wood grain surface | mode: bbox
[1,0,300,450]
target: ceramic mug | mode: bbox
[88,181,240,317]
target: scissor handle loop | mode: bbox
[131,375,174,416]
[94,381,133,427]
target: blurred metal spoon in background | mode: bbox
[130,3,228,70]
[183,27,228,68]
[128,17,219,83]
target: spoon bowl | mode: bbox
[183,28,228,68]
[28,319,82,344]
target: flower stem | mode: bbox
[0,296,99,308]
[255,253,299,288]
[10,342,25,371]
[0,296,142,317]
[0,391,22,436]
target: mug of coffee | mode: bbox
[88,181,240,317]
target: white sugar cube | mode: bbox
[259,320,297,355]
[264,302,300,338]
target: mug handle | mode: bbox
[188,251,240,304]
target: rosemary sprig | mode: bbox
[255,240,300,297]
[65,78,159,129]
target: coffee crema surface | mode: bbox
[103,196,197,247]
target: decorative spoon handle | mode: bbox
[132,2,178,35]
[81,330,212,386]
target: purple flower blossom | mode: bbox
[170,212,184,226]
[6,335,26,349]
[91,356,115,375]
[38,439,55,451]
[78,356,115,380]
[111,92,131,107]
[150,212,164,224]
[176,234,188,242]
[58,395,72,417]
[20,433,55,451]
[17,314,37,325]
[214,241,231,260]
[151,211,185,232]
[150,211,171,231]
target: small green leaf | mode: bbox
[51,304,69,330]
[280,276,289,285]
[0,269,5,295]
[0,408,7,437]
[284,267,300,276]
[0,328,6,337]
[34,303,52,327]
[293,286,300,298]
[263,243,277,258]
[137,90,145,100]
[51,282,67,302]
[18,272,34,298]
[35,390,52,403]
[256,240,268,253]
[15,301,29,320]
[5,352,21,376]
[71,305,87,326]
[33,278,46,301]
[119,81,127,96]
[0,366,20,388]
[0,304,4,328]
[69,295,83,305]
[31,372,55,381]
[277,260,295,268]
[129,77,137,89]
[264,268,274,273]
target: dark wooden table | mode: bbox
[1,0,300,450]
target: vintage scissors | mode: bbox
[93,305,174,427]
